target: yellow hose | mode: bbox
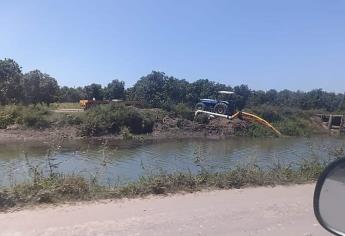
[239,112,282,136]
[194,109,282,136]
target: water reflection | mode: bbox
[0,136,344,185]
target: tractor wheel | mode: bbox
[195,102,206,111]
[214,103,228,115]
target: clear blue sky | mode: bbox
[1,0,345,92]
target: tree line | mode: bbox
[1,58,344,111]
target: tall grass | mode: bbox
[0,157,334,211]
[0,105,51,129]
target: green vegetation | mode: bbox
[53,113,84,127]
[0,105,21,129]
[244,105,324,137]
[0,58,338,137]
[173,103,194,120]
[0,103,325,137]
[235,123,275,137]
[1,58,345,113]
[0,158,331,211]
[275,118,313,136]
[194,113,210,124]
[1,59,342,212]
[50,102,81,109]
[80,104,155,136]
[0,105,51,129]
[22,105,51,129]
[0,103,157,136]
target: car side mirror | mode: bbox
[314,158,345,235]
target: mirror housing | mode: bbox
[314,158,345,236]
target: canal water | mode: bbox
[0,136,344,185]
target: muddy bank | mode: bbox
[0,117,248,144]
[0,113,328,144]
[0,127,79,143]
[151,116,245,137]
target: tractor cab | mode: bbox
[195,91,235,115]
[218,90,234,100]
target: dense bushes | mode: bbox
[275,117,314,136]
[252,124,276,137]
[0,105,51,129]
[0,103,155,135]
[0,104,156,136]
[247,105,284,122]
[81,104,154,136]
[247,105,309,122]
[22,105,51,128]
[194,113,210,124]
[245,105,320,136]
[0,106,21,128]
[173,103,194,120]
[63,114,84,126]
[0,102,324,137]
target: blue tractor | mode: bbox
[195,91,235,115]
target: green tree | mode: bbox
[131,71,166,107]
[59,86,85,102]
[187,79,216,105]
[247,90,267,107]
[84,83,104,100]
[104,79,125,100]
[23,70,59,105]
[265,89,278,105]
[0,58,23,104]
[233,84,251,110]
[186,79,231,105]
[162,77,189,108]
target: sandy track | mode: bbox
[0,184,328,236]
[52,109,84,113]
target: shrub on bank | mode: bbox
[245,105,323,136]
[173,103,194,120]
[53,113,84,127]
[22,105,51,128]
[81,104,154,136]
[194,113,209,124]
[274,117,313,136]
[0,113,14,129]
[237,123,276,137]
[247,105,284,122]
[0,105,23,128]
[0,105,51,129]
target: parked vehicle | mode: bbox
[195,91,235,115]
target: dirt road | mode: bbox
[0,184,328,236]
[52,109,84,113]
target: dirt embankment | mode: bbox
[0,113,328,143]
[0,127,79,143]
[0,184,327,236]
[0,116,248,143]
[151,116,245,139]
